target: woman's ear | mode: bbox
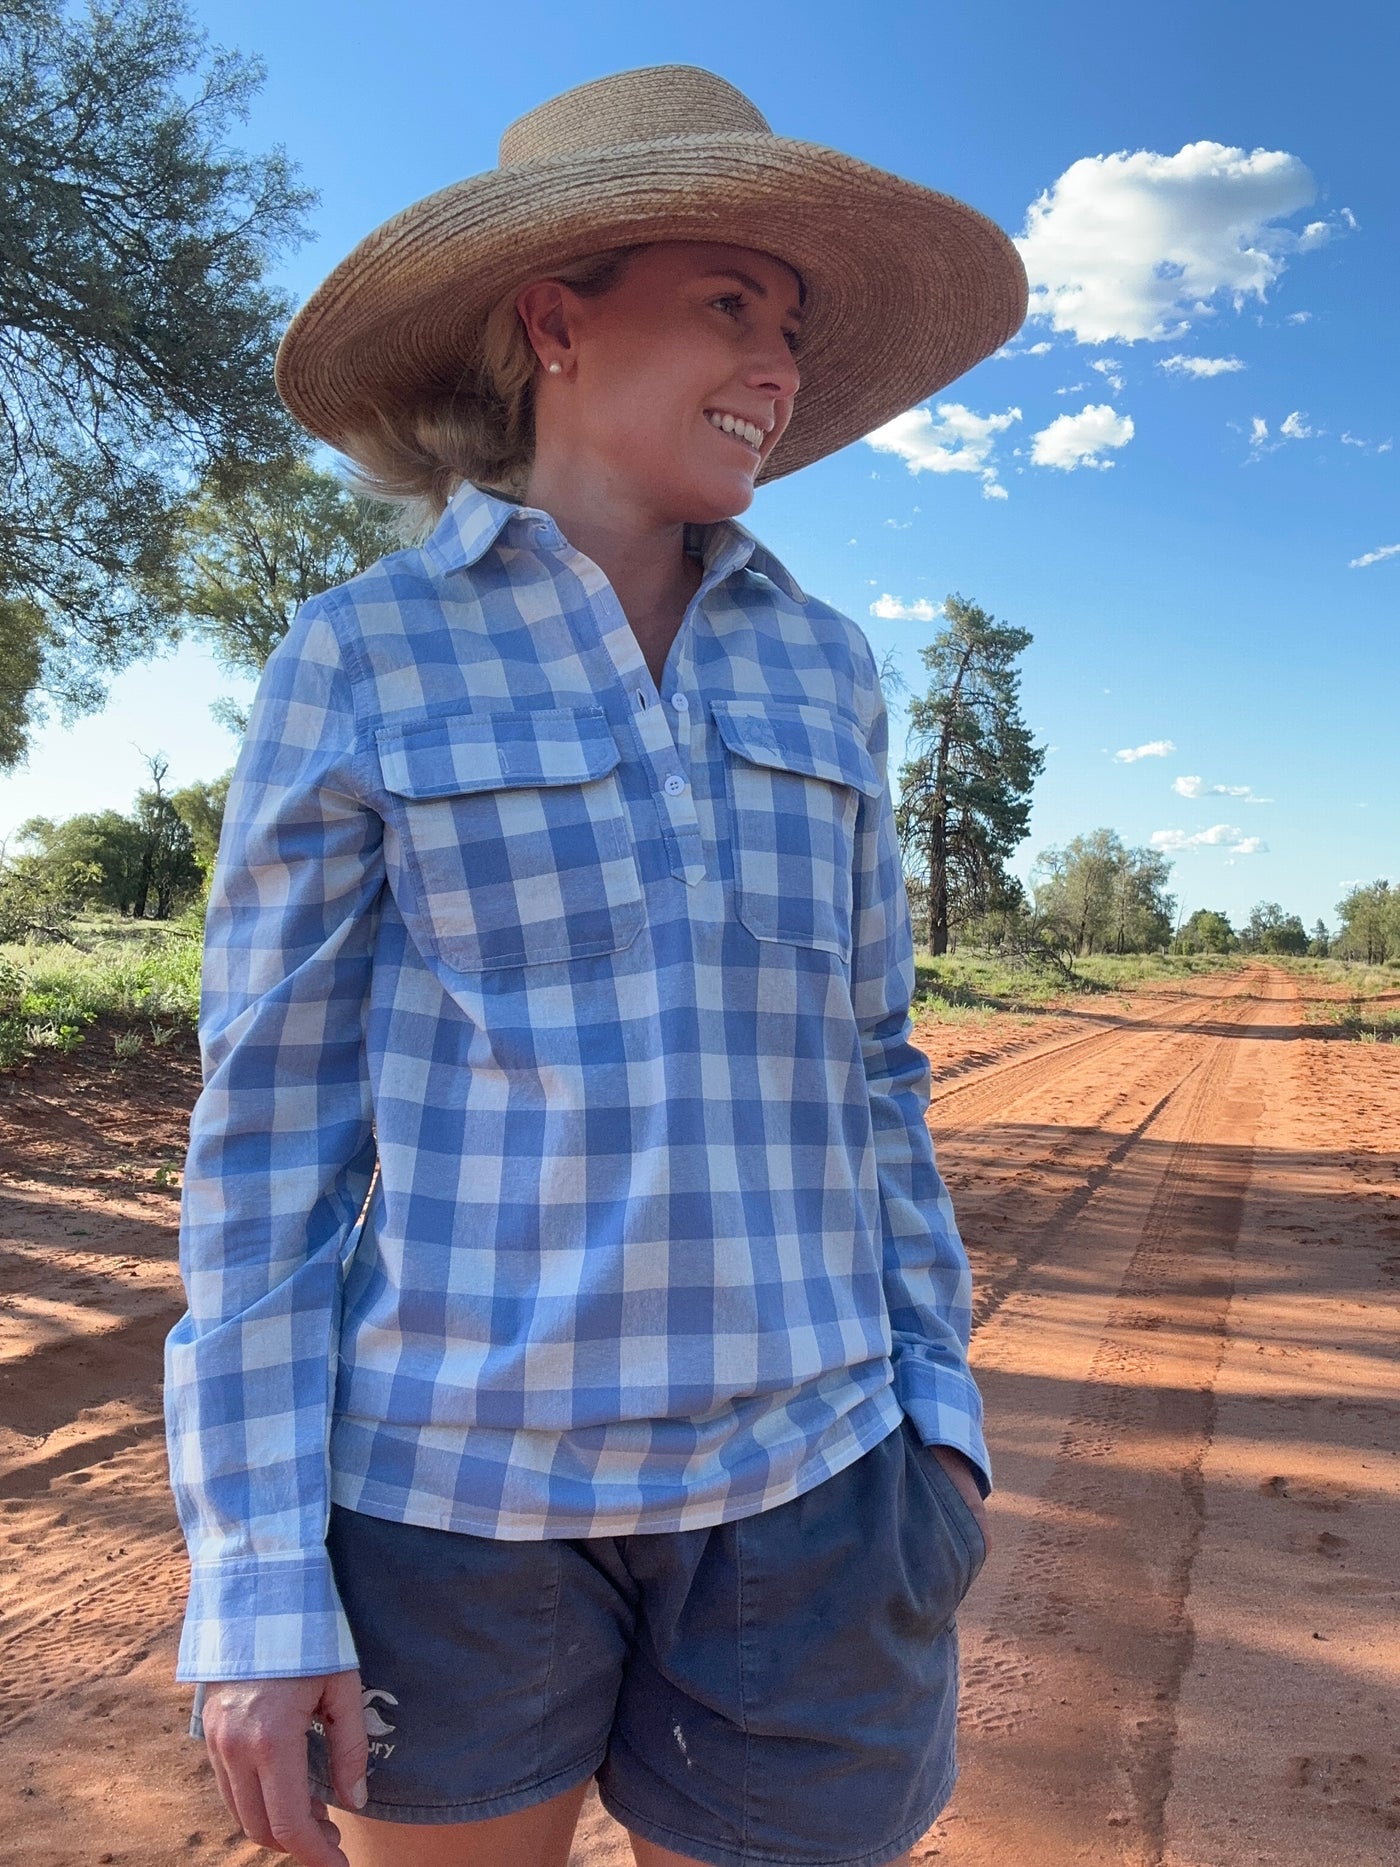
[516,278,574,371]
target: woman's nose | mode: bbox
[748,339,801,400]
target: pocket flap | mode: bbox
[376,708,623,799]
[709,699,882,797]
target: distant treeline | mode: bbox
[0,755,225,942]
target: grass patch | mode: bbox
[0,905,203,1071]
[910,949,1243,1015]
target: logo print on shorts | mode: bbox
[362,1688,399,1737]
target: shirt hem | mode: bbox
[328,1389,905,1540]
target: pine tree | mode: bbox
[894,595,1045,955]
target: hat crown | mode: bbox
[499,64,771,167]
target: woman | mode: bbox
[165,63,1027,1867]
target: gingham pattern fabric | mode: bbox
[164,481,988,1683]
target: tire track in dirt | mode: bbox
[928,968,1262,1130]
[919,970,1279,1865]
[943,974,1266,1342]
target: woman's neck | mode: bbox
[522,461,704,645]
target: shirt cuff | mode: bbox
[893,1357,993,1499]
[176,1550,360,1683]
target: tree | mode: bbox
[1034,829,1176,957]
[166,455,403,700]
[15,807,148,913]
[1333,881,1396,964]
[1176,908,1237,954]
[1307,919,1330,959]
[1242,901,1309,956]
[0,0,314,761]
[169,772,231,881]
[0,840,104,943]
[130,752,203,918]
[894,595,1045,955]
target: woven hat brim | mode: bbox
[274,132,1029,484]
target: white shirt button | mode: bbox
[663,774,687,796]
[670,692,689,711]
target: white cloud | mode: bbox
[1151,823,1267,853]
[1160,354,1246,378]
[1031,403,1135,470]
[1173,775,1272,802]
[1054,381,1089,395]
[1026,341,1053,355]
[1338,431,1393,455]
[1349,543,1400,569]
[1090,358,1126,393]
[1115,739,1176,763]
[870,594,941,622]
[1245,410,1318,453]
[1285,310,1312,324]
[1016,142,1349,344]
[864,402,1021,499]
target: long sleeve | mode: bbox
[164,595,385,1680]
[847,647,991,1497]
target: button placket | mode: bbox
[559,544,704,883]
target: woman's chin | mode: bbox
[676,468,758,524]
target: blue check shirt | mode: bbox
[165,480,988,1683]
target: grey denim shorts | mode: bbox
[208,1414,985,1867]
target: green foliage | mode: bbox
[0,591,46,766]
[0,951,96,1066]
[14,807,148,913]
[0,910,202,1068]
[166,453,404,686]
[0,0,315,760]
[1241,901,1309,955]
[0,837,105,942]
[895,595,1045,956]
[7,753,213,926]
[1032,828,1176,958]
[130,754,203,917]
[169,772,230,877]
[1333,880,1398,963]
[1175,908,1237,954]
[911,947,1242,1014]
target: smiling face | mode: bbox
[518,240,804,525]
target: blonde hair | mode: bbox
[340,245,646,542]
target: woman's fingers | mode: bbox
[258,1754,351,1867]
[318,1667,371,1813]
[202,1673,359,1866]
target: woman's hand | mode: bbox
[201,1670,369,1867]
[927,1443,992,1564]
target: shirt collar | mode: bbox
[422,480,809,605]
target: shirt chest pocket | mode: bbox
[709,699,883,963]
[375,708,646,972]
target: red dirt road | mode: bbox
[1,966,1396,1864]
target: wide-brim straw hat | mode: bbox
[275,64,1028,484]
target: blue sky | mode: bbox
[4,0,1394,931]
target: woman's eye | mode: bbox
[712,294,744,317]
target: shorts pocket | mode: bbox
[900,1416,987,1608]
[709,698,882,961]
[376,708,646,973]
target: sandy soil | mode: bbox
[0,968,1395,1865]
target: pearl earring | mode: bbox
[547,361,562,374]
